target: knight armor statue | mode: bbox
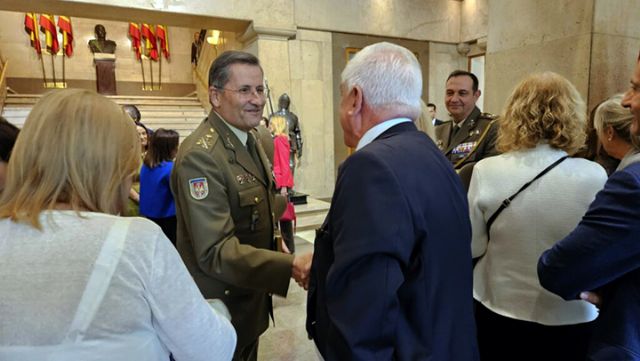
[271,93,303,175]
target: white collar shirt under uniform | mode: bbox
[468,144,607,325]
[0,211,235,360]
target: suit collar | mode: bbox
[356,117,412,151]
[207,112,267,185]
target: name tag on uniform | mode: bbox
[452,141,477,155]
[189,177,209,200]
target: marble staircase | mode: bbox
[1,94,206,142]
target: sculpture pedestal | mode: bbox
[93,53,116,95]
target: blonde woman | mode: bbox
[0,89,236,360]
[269,114,295,253]
[593,94,640,170]
[467,72,607,360]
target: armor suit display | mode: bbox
[270,94,302,175]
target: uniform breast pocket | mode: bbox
[238,185,265,231]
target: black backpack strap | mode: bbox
[486,155,569,236]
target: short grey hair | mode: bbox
[341,42,422,114]
[594,93,640,150]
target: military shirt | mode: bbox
[435,106,498,170]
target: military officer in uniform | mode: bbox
[171,51,312,361]
[435,70,498,172]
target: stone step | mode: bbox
[5,94,202,107]
[291,197,329,233]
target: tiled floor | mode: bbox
[258,238,318,360]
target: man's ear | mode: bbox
[348,86,364,117]
[474,89,482,99]
[209,86,221,108]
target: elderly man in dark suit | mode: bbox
[171,51,312,361]
[306,42,479,361]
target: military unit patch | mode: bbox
[189,177,209,200]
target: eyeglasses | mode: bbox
[216,86,266,98]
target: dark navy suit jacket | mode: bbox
[538,162,640,360]
[307,122,479,361]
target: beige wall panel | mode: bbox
[460,0,489,43]
[487,0,594,53]
[593,0,640,37]
[589,34,640,111]
[295,0,460,43]
[485,35,592,115]
[287,29,334,198]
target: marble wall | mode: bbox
[287,30,335,198]
[484,0,594,114]
[589,0,640,109]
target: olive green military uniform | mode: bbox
[171,111,294,353]
[435,106,498,170]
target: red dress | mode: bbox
[273,135,294,189]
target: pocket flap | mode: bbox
[238,186,264,207]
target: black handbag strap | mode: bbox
[486,155,569,235]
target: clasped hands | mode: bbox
[292,252,313,290]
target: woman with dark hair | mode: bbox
[0,117,19,192]
[140,128,180,245]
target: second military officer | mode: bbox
[435,70,498,170]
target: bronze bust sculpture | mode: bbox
[88,24,116,54]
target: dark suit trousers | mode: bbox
[233,339,259,361]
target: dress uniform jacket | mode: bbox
[435,106,498,169]
[171,111,294,350]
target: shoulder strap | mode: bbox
[486,156,568,236]
[64,217,131,343]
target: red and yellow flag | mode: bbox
[24,13,42,55]
[128,22,142,60]
[39,14,59,55]
[141,23,158,61]
[57,16,73,57]
[156,25,169,60]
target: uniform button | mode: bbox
[224,290,230,296]
[254,196,260,203]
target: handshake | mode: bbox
[291,252,313,290]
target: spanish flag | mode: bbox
[24,13,41,55]
[57,16,73,57]
[39,14,59,55]
[141,23,158,61]
[156,25,169,60]
[128,22,142,60]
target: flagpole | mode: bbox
[61,52,66,88]
[158,54,162,90]
[140,56,147,90]
[149,56,154,90]
[39,53,47,87]
[50,52,57,87]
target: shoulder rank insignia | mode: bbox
[189,177,209,200]
[196,128,216,149]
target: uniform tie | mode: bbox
[451,124,461,139]
[246,134,265,178]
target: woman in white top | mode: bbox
[0,89,236,361]
[594,94,640,171]
[468,72,607,360]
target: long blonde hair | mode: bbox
[0,89,140,228]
